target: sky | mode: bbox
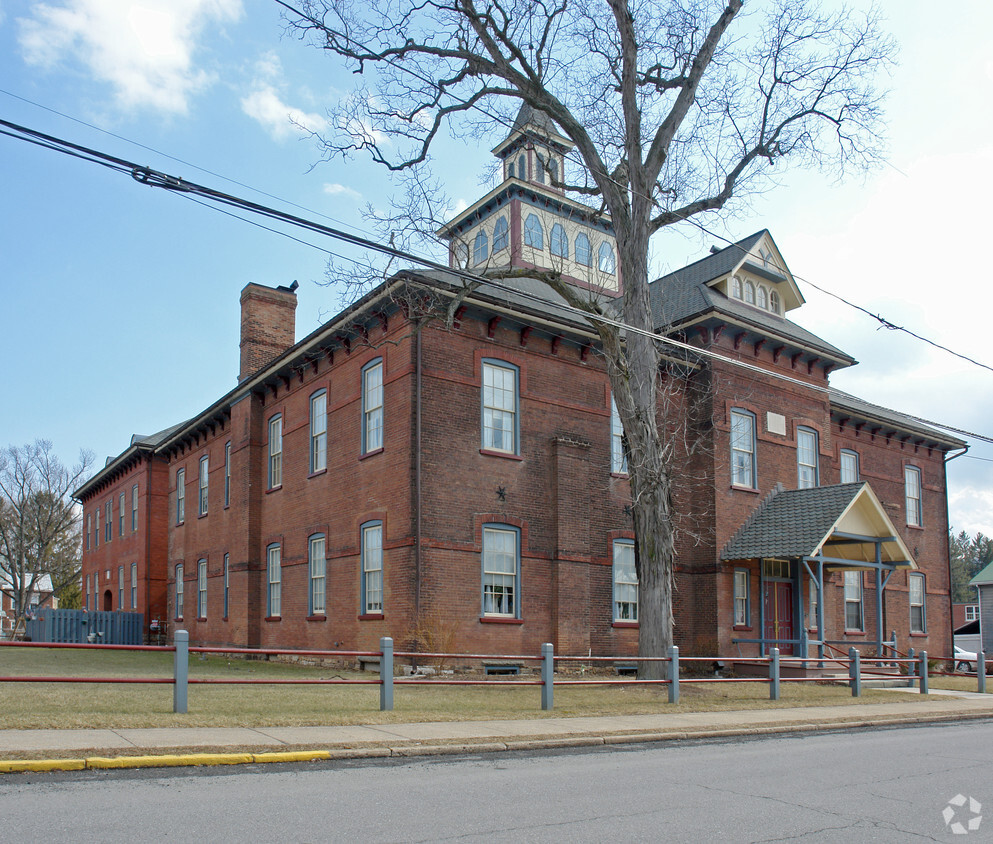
[1,0,991,536]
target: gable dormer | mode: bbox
[710,231,804,317]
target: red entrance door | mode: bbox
[763,581,794,655]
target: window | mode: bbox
[85,575,90,611]
[131,484,138,532]
[733,569,750,626]
[176,469,186,524]
[535,153,545,183]
[493,216,509,252]
[611,397,627,474]
[118,565,124,609]
[550,223,569,258]
[517,153,525,180]
[769,290,781,313]
[481,360,519,454]
[730,410,756,488]
[224,442,231,507]
[361,522,383,615]
[473,229,489,264]
[310,391,327,474]
[482,525,519,617]
[95,507,100,547]
[966,605,979,622]
[131,562,137,610]
[119,492,125,536]
[105,499,112,542]
[757,286,768,310]
[797,427,818,489]
[223,554,230,618]
[198,455,209,516]
[808,577,819,631]
[840,449,859,483]
[86,514,91,550]
[597,242,616,274]
[267,544,281,617]
[362,359,384,453]
[909,573,926,633]
[507,159,516,180]
[744,281,756,305]
[198,559,207,618]
[524,214,544,249]
[844,570,863,631]
[309,534,326,616]
[613,540,637,622]
[175,564,184,620]
[575,233,591,266]
[731,276,742,299]
[268,415,283,488]
[905,466,922,526]
[548,158,558,183]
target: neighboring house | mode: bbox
[952,602,980,629]
[75,107,962,661]
[969,563,993,656]
[0,573,58,638]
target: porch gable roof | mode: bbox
[720,482,915,568]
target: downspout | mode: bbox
[944,444,970,659]
[415,322,423,621]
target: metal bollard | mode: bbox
[849,647,861,698]
[668,646,679,704]
[769,647,780,701]
[173,629,189,714]
[919,650,928,694]
[380,637,394,711]
[979,651,987,695]
[541,642,554,711]
[908,646,916,684]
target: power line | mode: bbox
[2,114,990,447]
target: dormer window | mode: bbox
[744,281,756,305]
[731,276,742,299]
[757,286,768,310]
[769,290,781,314]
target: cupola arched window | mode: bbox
[550,223,568,258]
[575,233,591,266]
[493,217,509,252]
[744,280,756,305]
[769,290,781,313]
[524,214,544,249]
[757,285,768,310]
[517,153,526,180]
[598,242,616,274]
[473,230,489,264]
[548,158,558,184]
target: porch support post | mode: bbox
[758,559,766,658]
[817,559,825,664]
[795,561,805,668]
[874,542,884,656]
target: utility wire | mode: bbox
[2,115,990,446]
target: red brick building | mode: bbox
[76,109,963,661]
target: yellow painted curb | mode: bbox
[0,758,87,773]
[86,753,254,769]
[251,750,331,764]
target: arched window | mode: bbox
[549,158,558,184]
[769,290,780,313]
[757,286,768,310]
[535,153,545,184]
[575,233,591,266]
[473,229,489,264]
[731,276,742,299]
[550,223,568,258]
[744,280,756,305]
[524,214,544,249]
[506,160,515,180]
[492,217,509,252]
[517,153,526,181]
[598,242,616,274]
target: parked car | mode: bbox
[954,645,978,672]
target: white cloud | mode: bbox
[17,0,242,115]
[241,84,324,141]
[323,183,361,200]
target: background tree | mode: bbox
[949,529,993,604]
[0,441,92,631]
[287,0,894,674]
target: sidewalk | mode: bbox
[2,690,991,773]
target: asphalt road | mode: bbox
[1,722,989,842]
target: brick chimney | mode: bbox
[239,282,298,383]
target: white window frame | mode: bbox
[730,409,756,489]
[175,563,184,620]
[844,570,863,632]
[797,427,818,489]
[492,216,509,252]
[905,466,922,526]
[131,562,137,610]
[119,492,125,537]
[909,573,926,634]
[524,214,543,249]
[808,577,819,631]
[965,605,979,622]
[473,229,489,264]
[105,498,112,542]
[198,455,209,516]
[267,544,281,617]
[481,360,519,454]
[131,484,138,532]
[362,359,384,454]
[610,397,627,474]
[197,559,207,619]
[613,540,638,622]
[176,469,185,524]
[840,449,859,484]
[597,242,616,274]
[118,565,124,609]
[309,534,326,616]
[361,523,383,615]
[482,525,520,618]
[310,391,327,474]
[86,514,91,551]
[733,568,750,627]
[268,415,283,488]
[769,290,781,313]
[223,553,230,619]
[224,441,231,507]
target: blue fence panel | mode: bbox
[26,608,145,645]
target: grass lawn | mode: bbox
[0,645,951,730]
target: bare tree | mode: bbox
[0,442,92,633]
[286,0,894,676]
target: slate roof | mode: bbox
[970,560,993,586]
[648,232,854,364]
[721,482,869,561]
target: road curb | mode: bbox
[2,710,991,774]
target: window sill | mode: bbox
[479,616,524,624]
[905,524,925,531]
[264,615,281,623]
[610,472,629,479]
[196,617,206,622]
[730,484,760,494]
[479,449,523,461]
[307,469,328,479]
[358,613,384,621]
[844,630,865,636]
[360,448,384,461]
[265,485,282,495]
[174,617,183,623]
[732,625,753,632]
[910,631,928,638]
[222,616,228,622]
[307,614,327,622]
[612,621,639,629]
[197,513,208,520]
